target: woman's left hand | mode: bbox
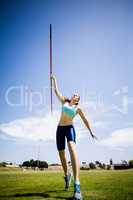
[91,133,98,140]
[89,130,98,140]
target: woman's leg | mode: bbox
[67,141,80,182]
[58,150,68,176]
[68,141,83,199]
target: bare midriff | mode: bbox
[58,112,74,126]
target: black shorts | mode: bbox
[56,124,76,151]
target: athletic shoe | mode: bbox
[73,183,83,200]
[64,173,72,190]
[73,192,83,200]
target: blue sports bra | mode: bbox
[62,102,78,118]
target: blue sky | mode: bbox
[0,0,133,164]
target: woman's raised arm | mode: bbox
[51,74,65,104]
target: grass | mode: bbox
[0,168,133,200]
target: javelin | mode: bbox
[50,24,53,113]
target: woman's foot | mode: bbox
[64,172,72,190]
[73,183,83,200]
[73,192,83,200]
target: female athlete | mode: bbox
[51,75,97,200]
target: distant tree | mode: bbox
[22,159,48,169]
[30,160,37,168]
[22,161,30,167]
[39,161,48,168]
[89,162,96,169]
[95,161,100,165]
[36,160,40,167]
[0,162,7,167]
[95,161,104,169]
[29,159,34,167]
[129,160,133,168]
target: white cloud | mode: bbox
[0,111,60,141]
[0,111,86,141]
[1,112,133,150]
[98,128,133,149]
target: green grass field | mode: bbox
[0,168,133,200]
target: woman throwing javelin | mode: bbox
[51,75,97,200]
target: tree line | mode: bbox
[21,159,48,169]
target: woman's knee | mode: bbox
[68,141,76,155]
[59,150,66,158]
